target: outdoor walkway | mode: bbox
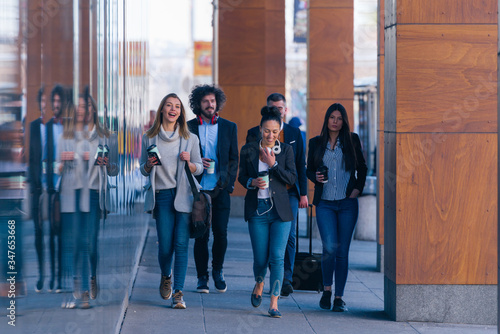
[120,217,497,334]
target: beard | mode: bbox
[200,108,216,120]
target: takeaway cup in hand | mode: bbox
[206,159,215,174]
[258,171,269,189]
[317,165,329,183]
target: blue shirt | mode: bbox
[43,122,63,190]
[321,139,351,201]
[199,120,218,190]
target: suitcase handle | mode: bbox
[296,204,314,255]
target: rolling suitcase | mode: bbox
[292,204,323,292]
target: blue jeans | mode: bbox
[248,199,291,297]
[88,190,101,277]
[283,193,299,283]
[154,189,190,291]
[315,197,358,297]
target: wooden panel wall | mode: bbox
[384,0,498,285]
[308,0,354,201]
[218,0,286,197]
[25,0,44,161]
[25,0,95,160]
[377,0,385,246]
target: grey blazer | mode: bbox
[140,132,203,214]
[57,133,90,213]
[87,132,119,212]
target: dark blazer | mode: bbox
[306,133,368,206]
[45,118,57,193]
[29,118,43,194]
[246,123,307,198]
[238,141,297,222]
[188,117,239,193]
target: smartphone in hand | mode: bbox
[147,144,162,165]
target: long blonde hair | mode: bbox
[88,95,110,138]
[146,93,190,140]
[62,100,76,139]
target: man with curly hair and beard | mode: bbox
[188,84,238,294]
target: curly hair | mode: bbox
[51,84,65,105]
[189,84,227,115]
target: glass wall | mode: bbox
[0,1,149,332]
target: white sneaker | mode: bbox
[172,290,186,309]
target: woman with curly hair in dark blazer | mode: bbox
[306,103,367,312]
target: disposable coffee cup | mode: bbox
[317,165,329,183]
[258,171,269,188]
[207,159,215,174]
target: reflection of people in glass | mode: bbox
[306,103,367,312]
[238,106,297,318]
[140,93,203,309]
[86,93,119,301]
[58,95,91,309]
[44,84,66,292]
[29,86,47,292]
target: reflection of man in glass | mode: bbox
[44,84,66,292]
[188,84,238,294]
[29,86,47,292]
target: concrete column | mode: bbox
[384,0,498,324]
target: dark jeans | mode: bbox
[315,197,358,297]
[283,192,299,283]
[48,191,62,285]
[194,188,230,277]
[88,190,101,277]
[31,190,44,278]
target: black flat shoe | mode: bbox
[251,283,262,308]
[251,293,262,308]
[268,308,282,318]
[332,297,347,312]
[319,290,332,310]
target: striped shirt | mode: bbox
[321,139,351,201]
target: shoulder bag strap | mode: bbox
[184,162,200,201]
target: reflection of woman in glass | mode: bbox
[140,93,203,309]
[238,106,297,318]
[306,103,367,312]
[86,93,119,302]
[58,95,91,309]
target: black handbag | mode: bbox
[184,162,212,239]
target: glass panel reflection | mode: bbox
[0,1,149,332]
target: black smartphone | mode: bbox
[94,145,104,166]
[147,144,162,166]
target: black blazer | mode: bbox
[246,123,307,197]
[45,118,62,194]
[187,117,239,193]
[306,133,368,206]
[29,118,43,194]
[238,141,297,222]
